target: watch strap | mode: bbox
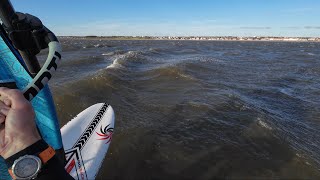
[38,146,56,164]
[8,168,14,179]
[5,139,48,167]
[6,139,56,179]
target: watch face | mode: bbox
[13,155,41,179]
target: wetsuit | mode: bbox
[5,139,73,180]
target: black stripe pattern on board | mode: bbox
[72,103,109,150]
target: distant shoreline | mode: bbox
[59,36,320,42]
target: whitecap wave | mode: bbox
[106,58,123,69]
[257,118,272,130]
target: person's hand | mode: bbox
[0,87,41,159]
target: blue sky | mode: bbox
[11,0,320,37]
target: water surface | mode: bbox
[46,39,320,179]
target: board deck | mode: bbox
[62,103,115,179]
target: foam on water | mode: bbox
[106,58,122,69]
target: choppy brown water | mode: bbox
[44,38,320,179]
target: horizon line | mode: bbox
[57,35,320,38]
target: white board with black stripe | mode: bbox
[61,103,115,180]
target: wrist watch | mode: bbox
[5,140,56,180]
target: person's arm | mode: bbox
[0,87,73,179]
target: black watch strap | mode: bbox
[5,139,48,168]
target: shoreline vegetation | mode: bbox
[59,36,320,42]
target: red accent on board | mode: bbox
[66,159,76,173]
[96,131,113,144]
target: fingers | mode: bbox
[3,98,11,107]
[0,113,5,124]
[0,87,28,109]
[0,97,12,107]
[0,100,9,115]
[0,87,24,100]
[0,101,9,125]
[0,90,11,123]
[0,102,7,124]
[0,108,9,117]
